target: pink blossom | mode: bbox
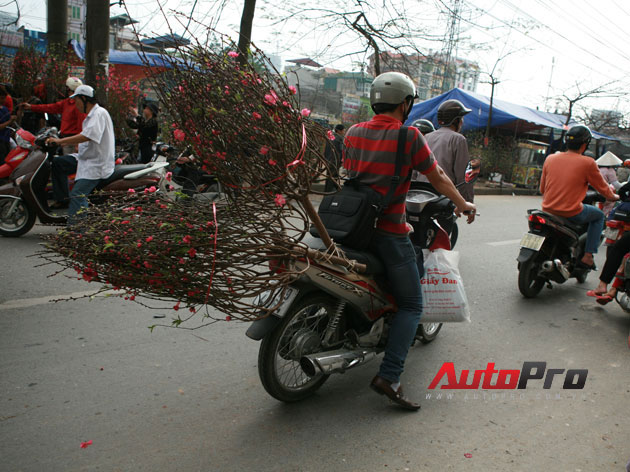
[227,51,239,58]
[274,194,286,207]
[173,301,180,311]
[300,108,311,118]
[326,130,335,140]
[182,235,192,244]
[259,145,270,155]
[115,158,123,165]
[188,247,197,257]
[165,171,172,182]
[127,188,136,193]
[252,112,262,120]
[173,129,185,142]
[263,94,277,106]
[146,236,154,242]
[268,158,277,166]
[289,85,297,95]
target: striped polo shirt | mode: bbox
[343,114,437,235]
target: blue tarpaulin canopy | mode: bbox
[70,40,179,69]
[406,88,617,141]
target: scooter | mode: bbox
[0,128,169,237]
[246,162,478,403]
[516,190,607,298]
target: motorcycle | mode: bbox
[246,162,478,402]
[153,142,222,200]
[0,128,169,237]
[517,190,607,298]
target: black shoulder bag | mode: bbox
[311,127,408,250]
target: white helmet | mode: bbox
[66,77,83,91]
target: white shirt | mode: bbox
[76,104,115,180]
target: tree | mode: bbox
[558,81,624,127]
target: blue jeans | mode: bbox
[68,178,101,226]
[567,204,604,255]
[51,154,77,203]
[369,233,423,384]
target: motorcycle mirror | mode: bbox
[464,159,481,184]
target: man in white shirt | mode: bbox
[47,85,115,224]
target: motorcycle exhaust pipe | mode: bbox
[300,348,378,377]
[554,259,570,280]
[541,260,555,272]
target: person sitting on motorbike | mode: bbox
[344,71,476,410]
[21,77,86,154]
[587,232,630,304]
[540,125,618,270]
[45,85,115,225]
[414,99,475,207]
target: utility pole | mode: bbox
[440,0,461,93]
[484,75,500,147]
[85,0,110,102]
[544,57,555,112]
[47,0,68,54]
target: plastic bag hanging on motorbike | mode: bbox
[420,249,471,323]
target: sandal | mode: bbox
[587,290,607,298]
[595,295,613,305]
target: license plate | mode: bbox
[520,233,545,251]
[253,287,298,318]
[604,227,619,241]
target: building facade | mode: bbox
[369,51,480,101]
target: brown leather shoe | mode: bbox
[370,375,420,411]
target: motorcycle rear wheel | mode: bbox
[258,293,338,402]
[518,259,545,298]
[0,198,36,237]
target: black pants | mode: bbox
[138,143,154,164]
[600,232,630,283]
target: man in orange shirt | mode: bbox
[540,125,618,269]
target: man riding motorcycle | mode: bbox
[343,72,476,410]
[539,125,618,270]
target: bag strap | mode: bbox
[380,126,408,211]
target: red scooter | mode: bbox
[0,128,168,237]
[0,127,35,181]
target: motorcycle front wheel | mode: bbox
[258,293,338,402]
[0,198,36,237]
[518,259,545,298]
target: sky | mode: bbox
[4,0,630,119]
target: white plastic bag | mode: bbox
[420,249,471,323]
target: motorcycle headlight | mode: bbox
[15,133,33,150]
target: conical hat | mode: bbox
[596,151,622,167]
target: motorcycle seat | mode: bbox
[303,234,385,275]
[97,164,152,189]
[534,210,587,235]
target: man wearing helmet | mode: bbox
[540,125,618,269]
[21,77,86,153]
[344,72,476,410]
[45,85,115,224]
[416,99,475,204]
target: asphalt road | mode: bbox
[1,195,629,472]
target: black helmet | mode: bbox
[411,118,435,135]
[437,99,471,126]
[565,124,592,150]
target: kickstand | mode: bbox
[546,281,553,289]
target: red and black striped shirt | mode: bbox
[343,115,437,235]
